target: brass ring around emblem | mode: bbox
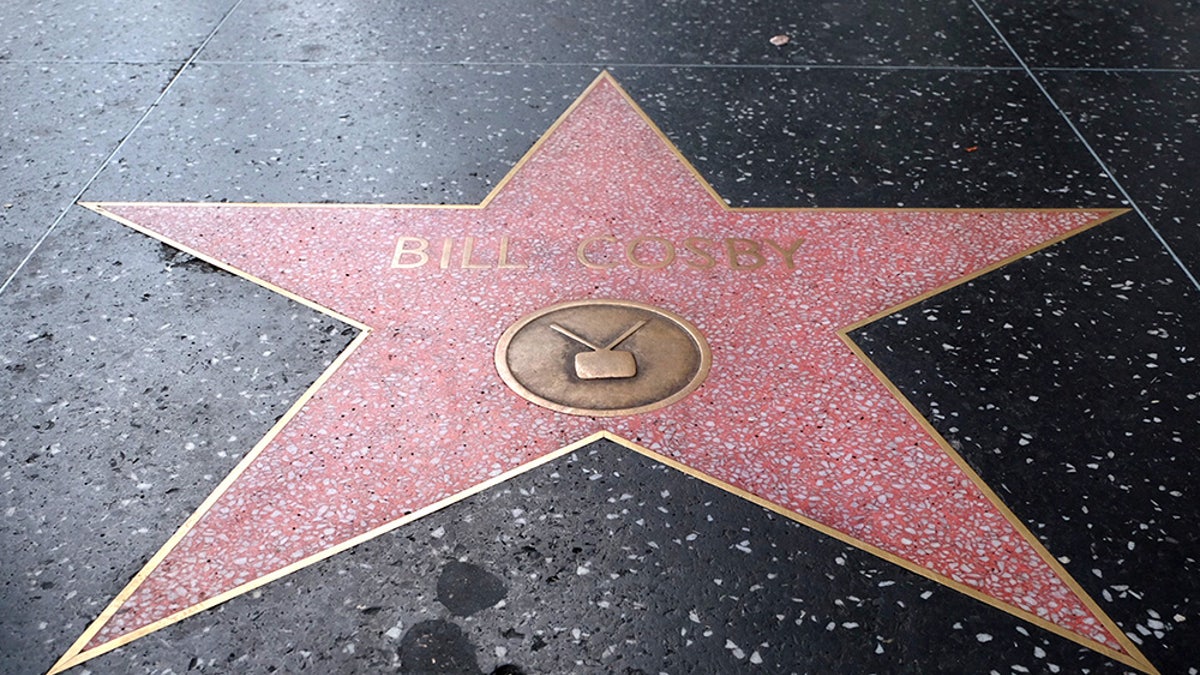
[495,299,712,417]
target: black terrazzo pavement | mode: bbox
[1040,71,1200,273]
[613,67,1120,208]
[851,210,1200,674]
[0,63,173,280]
[85,66,599,205]
[0,0,239,62]
[199,0,1012,67]
[978,0,1200,70]
[84,441,1129,674]
[1,0,1197,674]
[0,210,356,675]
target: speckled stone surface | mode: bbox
[0,1,1196,674]
[75,76,1130,661]
[0,208,356,675]
[85,440,1130,674]
[199,0,1012,66]
[611,67,1122,209]
[978,0,1200,69]
[0,0,238,62]
[0,63,173,280]
[84,64,1128,212]
[85,65,599,205]
[1040,71,1200,273]
[852,210,1200,674]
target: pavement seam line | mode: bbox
[0,0,248,297]
[969,0,1200,294]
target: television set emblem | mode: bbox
[495,299,712,417]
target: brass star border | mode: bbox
[50,72,1152,674]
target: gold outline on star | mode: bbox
[52,71,1153,674]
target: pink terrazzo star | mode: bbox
[58,73,1148,672]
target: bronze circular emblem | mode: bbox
[495,299,712,417]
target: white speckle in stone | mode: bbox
[724,639,745,659]
[976,633,993,643]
